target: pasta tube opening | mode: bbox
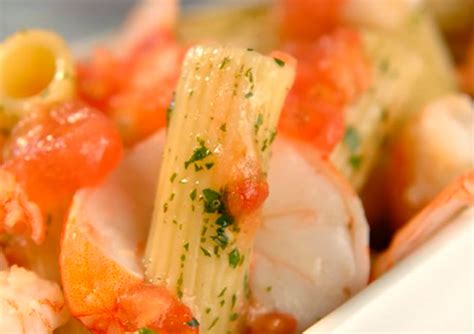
[145,45,295,333]
[0,30,76,120]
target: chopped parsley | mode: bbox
[245,91,254,99]
[190,189,197,201]
[186,317,200,328]
[220,123,227,132]
[266,286,272,292]
[208,317,219,330]
[138,328,156,334]
[219,56,231,70]
[229,313,239,321]
[254,113,263,133]
[218,287,227,297]
[247,48,254,51]
[274,57,285,67]
[245,68,254,83]
[349,155,363,169]
[170,172,177,182]
[202,188,223,213]
[166,93,175,125]
[185,139,212,169]
[200,247,211,257]
[228,248,241,268]
[344,127,359,153]
[205,162,215,170]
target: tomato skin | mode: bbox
[278,0,345,42]
[247,312,298,334]
[78,30,184,145]
[3,101,123,210]
[279,28,372,156]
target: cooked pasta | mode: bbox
[330,28,422,190]
[144,45,295,333]
[0,30,76,124]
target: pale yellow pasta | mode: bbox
[331,29,423,190]
[145,45,295,334]
[0,30,76,123]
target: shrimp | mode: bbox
[373,171,474,278]
[58,126,369,333]
[248,136,370,332]
[60,130,197,334]
[385,93,474,228]
[0,169,44,244]
[0,265,69,333]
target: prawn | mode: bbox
[0,265,69,333]
[60,130,197,334]
[59,129,369,333]
[0,169,44,244]
[248,136,370,332]
[385,93,473,228]
[373,170,474,278]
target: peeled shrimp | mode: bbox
[373,170,474,278]
[60,130,197,334]
[0,265,69,333]
[386,93,474,227]
[0,169,44,244]
[250,136,370,331]
[59,128,369,333]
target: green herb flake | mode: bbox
[229,313,239,321]
[208,317,219,330]
[184,243,189,251]
[205,162,215,170]
[344,127,359,153]
[349,155,363,170]
[185,139,211,169]
[200,247,211,257]
[220,123,227,132]
[190,189,197,201]
[218,287,227,297]
[219,56,231,70]
[245,68,254,83]
[247,48,254,51]
[245,91,254,99]
[138,328,156,334]
[254,113,263,133]
[231,294,237,308]
[187,317,200,328]
[206,307,211,314]
[166,93,175,125]
[202,188,223,213]
[274,57,285,67]
[163,202,168,213]
[266,286,272,292]
[170,172,177,182]
[228,248,241,268]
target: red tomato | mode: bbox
[78,30,184,145]
[247,312,298,334]
[3,101,123,210]
[279,28,372,155]
[278,0,345,42]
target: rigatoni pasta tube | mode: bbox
[145,46,295,333]
[0,30,76,125]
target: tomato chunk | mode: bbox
[3,101,123,210]
[279,28,372,155]
[278,0,345,42]
[78,31,184,144]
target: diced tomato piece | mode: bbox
[78,30,184,144]
[279,28,372,155]
[247,312,298,334]
[3,101,123,210]
[278,0,345,42]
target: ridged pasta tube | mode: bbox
[0,30,76,129]
[145,46,295,334]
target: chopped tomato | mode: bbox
[278,0,345,42]
[2,101,123,211]
[247,312,298,334]
[279,28,372,155]
[78,30,184,144]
